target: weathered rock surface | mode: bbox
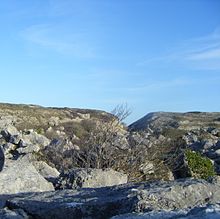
[0,157,54,194]
[0,128,50,158]
[32,161,60,184]
[3,178,220,219]
[1,125,20,143]
[0,208,29,219]
[111,203,220,219]
[56,168,128,189]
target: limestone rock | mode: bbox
[2,143,16,159]
[111,204,220,219]
[208,175,220,184]
[0,208,29,219]
[1,125,19,138]
[3,143,17,155]
[32,161,60,183]
[16,144,40,154]
[215,140,220,149]
[20,130,50,148]
[1,103,220,184]
[0,125,20,144]
[57,168,128,189]
[4,178,220,219]
[0,115,15,129]
[201,139,217,150]
[0,126,50,157]
[211,128,220,136]
[215,149,220,156]
[139,162,154,175]
[0,157,54,194]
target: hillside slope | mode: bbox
[129,111,220,132]
[1,103,220,182]
[0,103,128,172]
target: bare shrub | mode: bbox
[41,104,131,171]
[69,104,131,169]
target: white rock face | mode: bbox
[57,168,128,189]
[139,162,154,174]
[0,128,51,158]
[0,157,54,194]
[79,169,128,188]
[32,161,60,183]
[20,130,50,148]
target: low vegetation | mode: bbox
[185,149,216,179]
[1,103,220,183]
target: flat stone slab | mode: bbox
[4,178,220,219]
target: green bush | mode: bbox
[36,127,44,135]
[185,149,215,180]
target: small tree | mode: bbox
[69,104,131,169]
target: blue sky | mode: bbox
[0,0,220,124]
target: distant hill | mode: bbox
[129,111,220,132]
[0,102,113,141]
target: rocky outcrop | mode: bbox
[112,203,220,219]
[0,125,50,159]
[32,161,60,184]
[0,157,54,194]
[56,168,128,189]
[0,104,220,218]
[0,103,114,144]
[129,112,179,132]
[0,103,128,172]
[0,103,220,182]
[128,112,220,181]
[2,178,220,219]
[0,208,29,219]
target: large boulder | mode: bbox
[0,157,54,194]
[32,161,60,184]
[2,143,17,159]
[0,125,20,144]
[19,130,50,148]
[56,168,128,189]
[3,178,220,219]
[111,203,220,219]
[0,128,50,158]
[0,208,29,219]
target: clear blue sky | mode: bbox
[0,0,220,124]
